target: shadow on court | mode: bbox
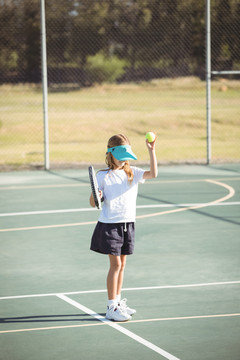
[47,170,90,184]
[0,314,97,324]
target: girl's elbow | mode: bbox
[152,169,158,178]
[148,172,158,180]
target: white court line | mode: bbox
[0,183,86,190]
[137,201,240,208]
[0,280,239,301]
[0,179,236,232]
[57,294,180,360]
[1,313,239,334]
[0,201,239,218]
[0,208,96,217]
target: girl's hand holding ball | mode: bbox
[145,131,156,151]
[145,131,156,143]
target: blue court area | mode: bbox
[0,164,240,360]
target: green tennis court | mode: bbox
[0,164,240,360]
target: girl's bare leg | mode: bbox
[117,255,127,297]
[107,255,121,300]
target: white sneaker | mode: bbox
[106,304,132,322]
[119,298,136,316]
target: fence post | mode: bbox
[40,0,50,170]
[206,0,211,164]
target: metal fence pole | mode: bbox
[206,0,211,164]
[40,0,50,170]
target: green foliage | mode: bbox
[0,50,18,70]
[86,53,128,83]
[0,0,239,83]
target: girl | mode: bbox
[90,134,157,321]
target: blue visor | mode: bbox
[107,145,137,161]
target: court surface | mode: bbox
[0,164,240,360]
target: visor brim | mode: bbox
[107,145,137,161]
[113,152,137,161]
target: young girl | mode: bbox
[90,134,157,321]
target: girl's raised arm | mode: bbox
[143,139,158,179]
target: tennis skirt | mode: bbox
[90,222,135,256]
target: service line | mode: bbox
[1,280,239,301]
[0,179,235,232]
[0,201,239,218]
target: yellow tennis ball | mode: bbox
[145,131,156,143]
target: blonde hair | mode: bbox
[105,134,134,183]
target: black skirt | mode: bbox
[90,221,135,256]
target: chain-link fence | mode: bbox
[0,0,239,169]
[210,0,240,162]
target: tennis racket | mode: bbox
[88,165,102,210]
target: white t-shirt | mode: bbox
[96,166,145,223]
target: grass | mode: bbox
[0,77,239,168]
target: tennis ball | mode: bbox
[145,131,156,143]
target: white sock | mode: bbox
[116,294,121,303]
[107,299,117,308]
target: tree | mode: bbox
[105,0,152,70]
[0,0,238,84]
[24,0,41,81]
